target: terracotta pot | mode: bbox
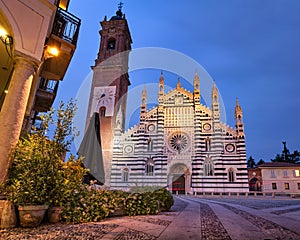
[18,205,48,227]
[47,206,63,223]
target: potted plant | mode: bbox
[5,99,79,226]
[5,133,56,227]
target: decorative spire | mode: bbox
[194,71,200,90]
[176,76,181,89]
[212,81,218,103]
[159,71,164,93]
[234,98,243,121]
[159,71,164,84]
[141,85,147,105]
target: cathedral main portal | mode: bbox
[169,163,191,194]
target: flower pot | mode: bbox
[47,206,63,223]
[18,205,48,227]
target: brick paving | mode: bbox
[1,195,300,239]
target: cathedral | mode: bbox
[85,6,249,193]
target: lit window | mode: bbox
[295,170,300,177]
[284,183,290,190]
[272,183,277,190]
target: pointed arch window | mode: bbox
[205,137,211,152]
[147,138,153,151]
[228,168,235,182]
[145,158,154,176]
[122,168,129,182]
[99,106,106,117]
[204,159,214,176]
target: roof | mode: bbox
[258,162,300,168]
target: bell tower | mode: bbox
[86,3,132,185]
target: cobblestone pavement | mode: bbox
[1,196,300,239]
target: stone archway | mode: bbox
[169,163,191,194]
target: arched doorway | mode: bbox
[172,174,185,194]
[169,163,190,194]
[249,177,262,191]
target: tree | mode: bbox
[271,142,300,164]
[247,156,256,168]
[257,159,265,166]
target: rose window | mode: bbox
[170,133,188,153]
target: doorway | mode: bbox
[172,174,185,194]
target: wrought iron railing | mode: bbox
[52,7,81,45]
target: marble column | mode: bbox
[0,55,38,184]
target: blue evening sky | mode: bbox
[55,0,300,162]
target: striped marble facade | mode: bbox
[110,73,249,193]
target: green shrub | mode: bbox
[153,188,174,211]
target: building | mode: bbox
[0,0,80,184]
[249,162,300,193]
[86,7,249,193]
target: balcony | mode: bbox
[41,7,81,80]
[34,78,59,112]
[52,7,80,46]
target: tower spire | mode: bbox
[234,98,243,122]
[176,76,181,89]
[158,71,164,105]
[193,71,200,104]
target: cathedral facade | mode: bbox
[86,7,249,193]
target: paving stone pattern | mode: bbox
[199,202,231,240]
[132,216,171,226]
[0,222,118,240]
[219,203,300,240]
[114,228,156,240]
[201,198,300,210]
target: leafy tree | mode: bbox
[247,156,256,168]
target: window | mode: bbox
[284,183,290,190]
[298,183,300,190]
[147,138,153,152]
[283,170,288,178]
[270,170,276,178]
[272,183,277,190]
[204,159,214,176]
[205,137,211,152]
[107,38,116,50]
[145,158,154,176]
[295,170,300,177]
[99,106,106,117]
[122,168,129,182]
[228,169,235,182]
